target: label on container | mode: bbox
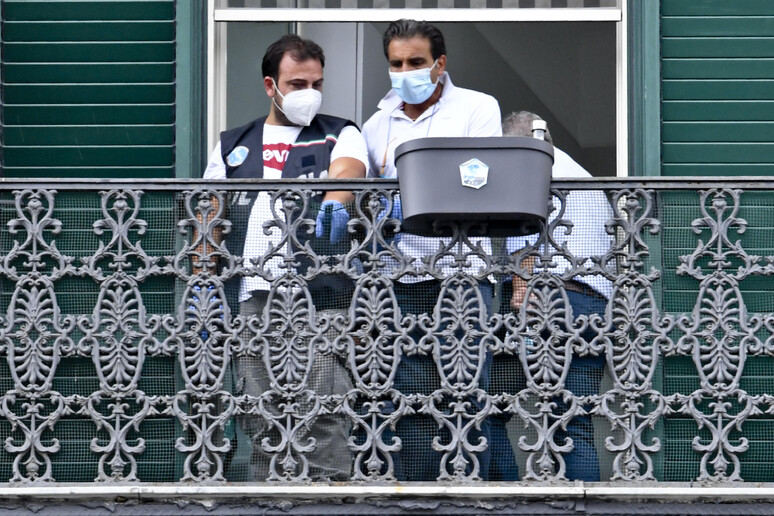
[459,158,489,189]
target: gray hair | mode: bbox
[502,111,553,144]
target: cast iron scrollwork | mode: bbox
[0,181,771,485]
[0,189,76,483]
[674,189,765,481]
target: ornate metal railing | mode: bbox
[1,177,774,490]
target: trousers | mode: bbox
[389,279,493,481]
[235,292,353,481]
[489,282,607,481]
[557,289,607,481]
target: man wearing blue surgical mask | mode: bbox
[363,19,501,179]
[361,19,502,482]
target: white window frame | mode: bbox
[207,2,628,176]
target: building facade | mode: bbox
[1,1,774,514]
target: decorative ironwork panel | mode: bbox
[0,179,772,486]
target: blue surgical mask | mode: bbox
[388,60,439,105]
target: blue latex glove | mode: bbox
[376,195,403,246]
[190,285,221,341]
[316,200,350,244]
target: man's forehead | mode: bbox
[387,36,432,58]
[277,53,323,77]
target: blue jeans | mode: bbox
[558,290,607,482]
[390,279,493,481]
[488,283,606,482]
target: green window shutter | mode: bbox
[661,0,774,176]
[659,1,774,483]
[0,1,192,482]
[0,0,176,178]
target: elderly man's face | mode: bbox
[387,36,445,81]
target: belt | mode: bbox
[564,280,605,300]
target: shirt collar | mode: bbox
[377,71,456,116]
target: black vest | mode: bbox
[219,115,356,310]
[221,114,353,180]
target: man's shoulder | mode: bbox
[361,108,391,137]
[313,113,356,131]
[553,148,592,178]
[314,113,350,123]
[442,73,496,101]
[446,83,498,108]
[304,116,366,163]
[220,117,267,149]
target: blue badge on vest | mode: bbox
[226,146,249,167]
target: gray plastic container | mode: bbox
[394,136,554,237]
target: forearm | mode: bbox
[193,196,222,274]
[510,255,536,310]
[323,157,365,204]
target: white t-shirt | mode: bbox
[204,122,368,300]
[506,147,614,298]
[361,73,502,283]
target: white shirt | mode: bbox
[506,147,614,299]
[204,122,368,301]
[362,73,502,282]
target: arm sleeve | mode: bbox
[506,234,538,254]
[203,142,226,180]
[468,94,502,138]
[330,125,369,174]
[362,118,384,179]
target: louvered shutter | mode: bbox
[661,0,774,176]
[1,0,176,178]
[658,0,774,484]
[0,1,185,482]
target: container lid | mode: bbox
[395,136,554,162]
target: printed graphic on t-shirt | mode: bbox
[263,142,293,171]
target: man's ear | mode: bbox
[436,55,447,75]
[264,76,275,98]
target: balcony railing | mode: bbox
[2,177,774,499]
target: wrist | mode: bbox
[323,192,352,204]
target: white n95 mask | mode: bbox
[272,80,322,126]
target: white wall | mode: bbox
[225,22,290,131]
[299,23,360,122]
[475,22,616,148]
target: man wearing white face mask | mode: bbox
[203,34,368,482]
[361,19,502,481]
[205,34,368,281]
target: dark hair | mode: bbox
[261,34,325,81]
[382,19,446,60]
